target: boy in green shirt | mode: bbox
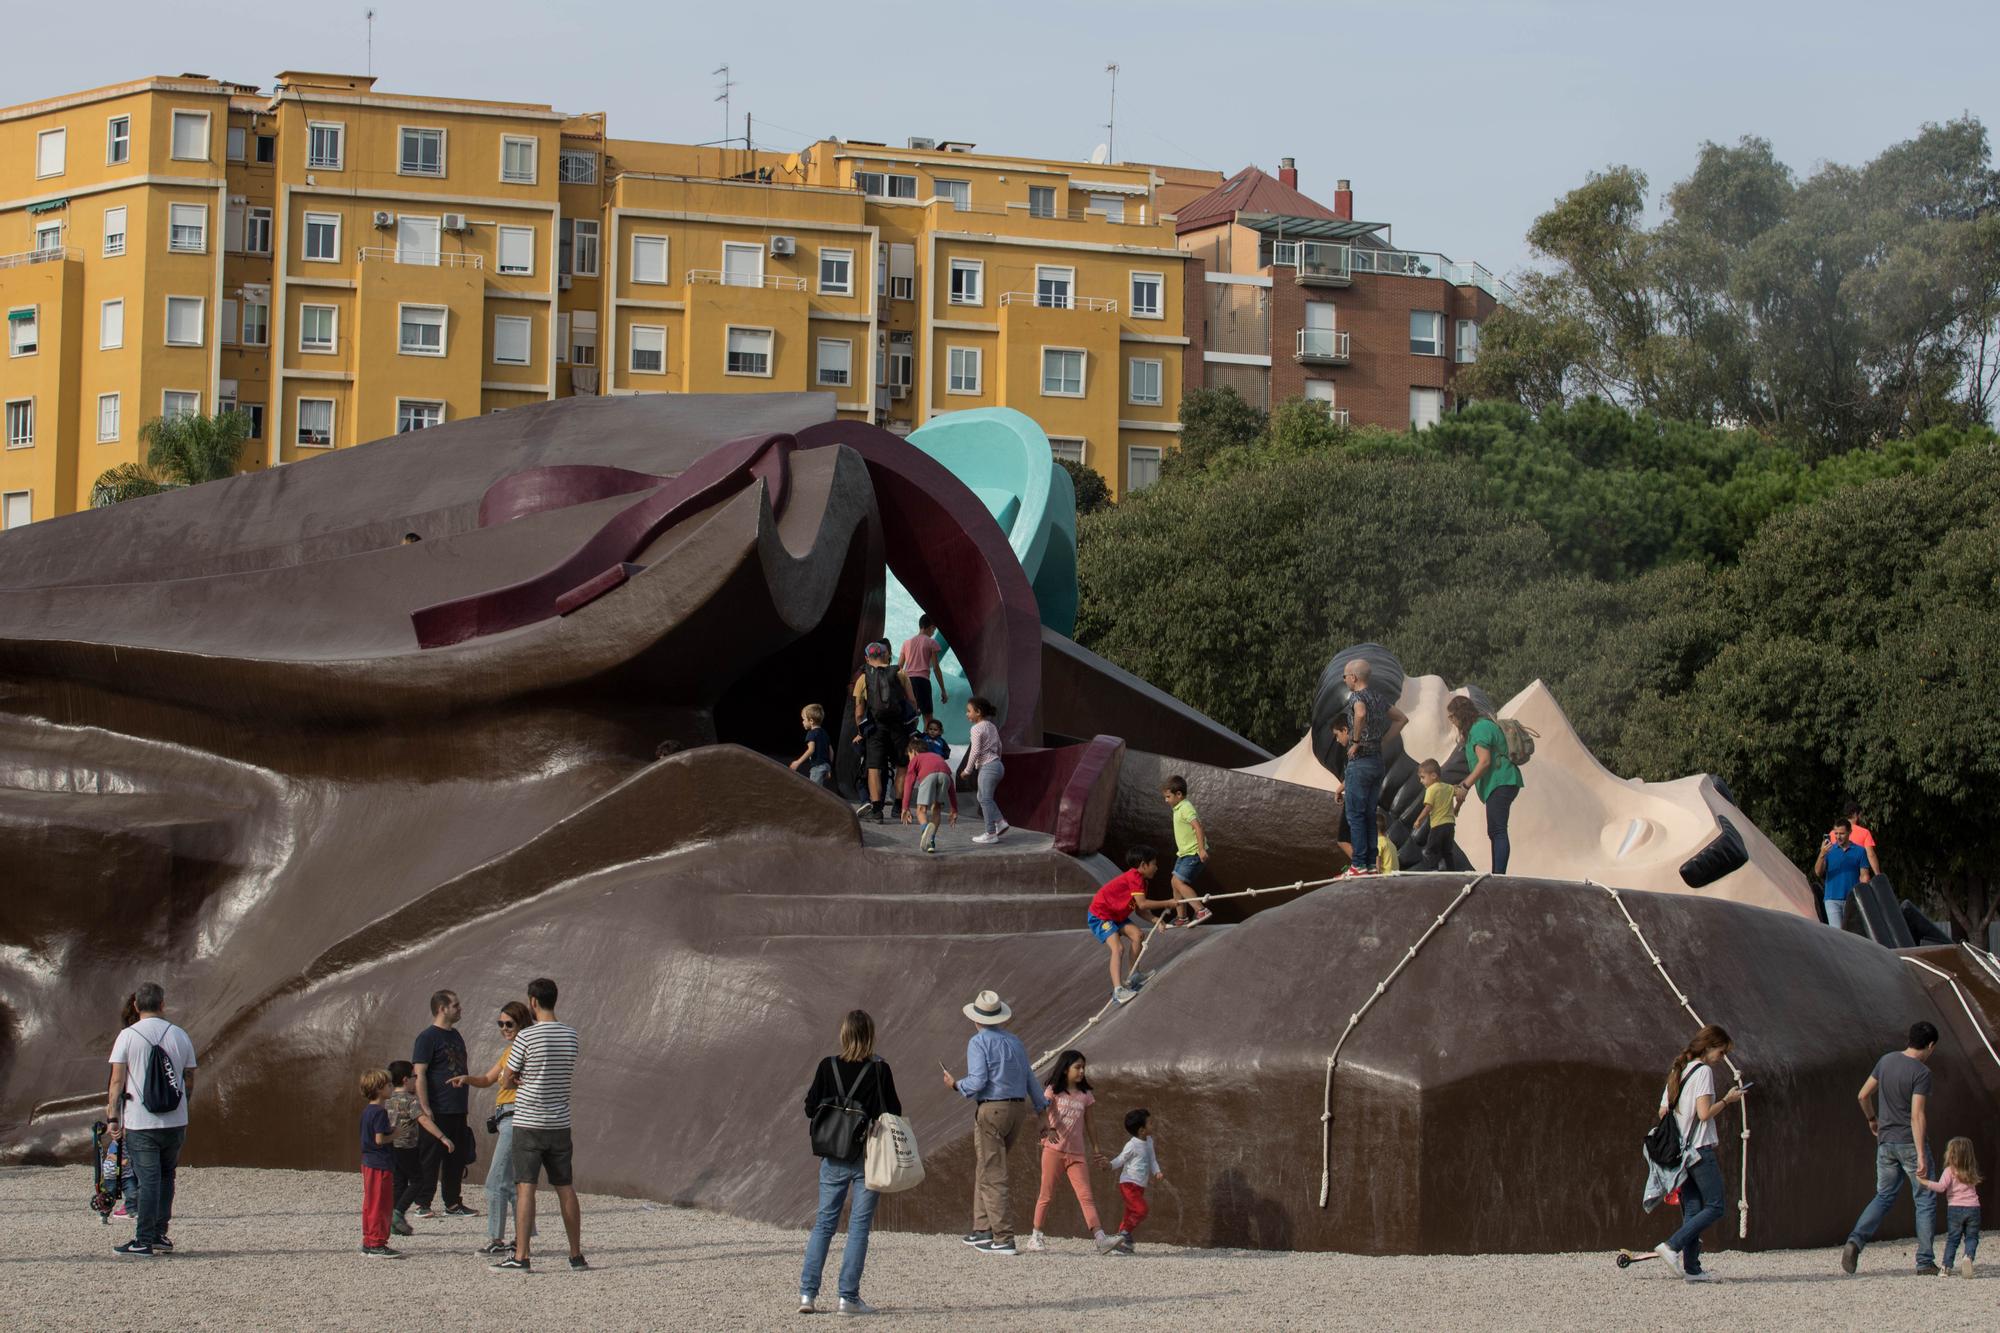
[1160,775,1214,928]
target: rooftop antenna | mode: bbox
[1104,62,1119,164]
[365,8,376,77]
[713,65,735,156]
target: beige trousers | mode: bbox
[970,1100,1028,1243]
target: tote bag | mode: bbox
[864,1113,925,1193]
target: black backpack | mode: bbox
[139,1027,183,1115]
[864,665,901,722]
[809,1058,876,1162]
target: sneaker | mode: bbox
[1654,1242,1681,1274]
[977,1238,1018,1257]
[490,1255,531,1272]
[568,1254,590,1271]
[1024,1231,1047,1252]
[362,1244,404,1259]
[1159,917,1177,930]
[477,1239,512,1256]
[1096,1231,1123,1254]
[1191,907,1214,926]
[920,825,936,853]
[391,1212,414,1237]
[799,1294,816,1314]
[993,822,1010,839]
[112,1239,155,1257]
[409,1206,437,1220]
[1682,1269,1717,1283]
[1112,986,1137,1005]
[1115,1238,1135,1254]
[970,833,996,845]
[1958,1258,1975,1279]
[444,1203,479,1217]
[111,1202,130,1218]
[1339,867,1371,879]
[153,1237,173,1253]
[1841,1240,1860,1275]
[837,1297,878,1315]
[961,1230,992,1247]
[1126,971,1147,990]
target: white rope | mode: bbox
[1591,881,1752,1240]
[1902,954,2000,1074]
[1316,873,1491,1207]
[1963,942,2000,990]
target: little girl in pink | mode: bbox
[1917,1136,1984,1278]
[1028,1050,1118,1254]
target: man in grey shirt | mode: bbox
[1840,1021,1940,1275]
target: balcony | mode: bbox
[1296,327,1350,364]
[1296,241,1350,287]
[997,291,1119,313]
[358,247,483,269]
[0,245,78,270]
[685,269,807,291]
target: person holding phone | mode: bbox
[1815,819,1873,929]
[1652,1025,1745,1281]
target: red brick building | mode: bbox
[1175,161,1512,430]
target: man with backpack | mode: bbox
[851,639,919,823]
[105,981,198,1257]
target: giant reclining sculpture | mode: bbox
[2,393,1995,1254]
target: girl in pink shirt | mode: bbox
[1029,1050,1117,1253]
[1918,1136,1983,1276]
[961,696,1009,844]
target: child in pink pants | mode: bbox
[1027,1051,1119,1254]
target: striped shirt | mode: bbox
[504,1020,579,1129]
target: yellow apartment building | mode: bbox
[1,74,1188,528]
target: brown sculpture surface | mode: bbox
[3,394,1995,1256]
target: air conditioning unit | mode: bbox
[907,137,936,151]
[441,212,468,233]
[372,210,395,229]
[558,273,573,290]
[891,384,910,401]
[769,235,796,257]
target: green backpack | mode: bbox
[1496,717,1538,767]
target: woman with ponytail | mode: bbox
[1654,1024,1744,1281]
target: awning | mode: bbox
[26,198,69,214]
[1238,212,1388,241]
[1068,179,1148,196]
[7,309,35,321]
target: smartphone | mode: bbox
[1737,1081,1755,1093]
[939,1061,952,1077]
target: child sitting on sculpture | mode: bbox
[1412,759,1457,870]
[1159,775,1214,928]
[788,703,833,788]
[1088,845,1181,1005]
[1376,810,1400,874]
[899,735,958,853]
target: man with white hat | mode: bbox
[941,990,1049,1256]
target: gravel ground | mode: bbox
[1,1166,1988,1330]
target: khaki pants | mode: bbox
[971,1100,1028,1243]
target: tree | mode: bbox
[1057,456,1111,516]
[1171,386,1265,476]
[92,409,249,506]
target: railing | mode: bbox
[923,197,1156,227]
[997,291,1119,313]
[0,246,78,269]
[686,269,807,291]
[1296,327,1351,362]
[1297,241,1351,285]
[1270,241,1517,305]
[357,247,484,269]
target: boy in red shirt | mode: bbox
[1089,846,1181,1006]
[900,735,958,853]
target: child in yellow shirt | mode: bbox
[1376,811,1400,873]
[1412,759,1457,870]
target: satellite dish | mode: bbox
[1089,143,1109,165]
[798,147,813,169]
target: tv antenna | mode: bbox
[1104,62,1119,164]
[365,9,376,76]
[713,65,735,148]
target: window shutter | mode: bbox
[219,298,237,345]
[556,312,570,363]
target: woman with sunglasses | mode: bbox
[449,1000,535,1256]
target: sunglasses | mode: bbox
[497,1020,517,1030]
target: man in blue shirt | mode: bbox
[941,989,1049,1256]
[1814,818,1873,930]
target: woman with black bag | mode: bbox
[1652,1024,1744,1281]
[800,1010,902,1315]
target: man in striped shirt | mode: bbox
[491,977,585,1272]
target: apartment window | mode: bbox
[100,298,124,349]
[397,400,445,433]
[227,126,247,161]
[889,344,913,394]
[298,304,336,353]
[165,296,204,347]
[9,308,38,356]
[107,116,131,165]
[1455,319,1480,363]
[255,133,276,163]
[948,258,983,306]
[936,179,970,209]
[818,248,852,295]
[399,127,445,177]
[816,338,852,387]
[1268,240,1299,268]
[1028,186,1056,218]
[1410,310,1444,357]
[1048,437,1084,465]
[1127,445,1164,491]
[241,299,269,347]
[162,390,199,419]
[37,128,66,178]
[305,123,346,171]
[497,226,535,275]
[303,212,340,262]
[169,203,207,253]
[103,206,127,256]
[1128,358,1163,407]
[571,220,599,276]
[725,326,773,377]
[947,346,981,395]
[296,398,334,447]
[396,215,440,265]
[1411,387,1445,431]
[241,402,264,438]
[170,110,208,161]
[399,305,447,356]
[1087,193,1125,223]
[217,382,237,418]
[631,234,668,284]
[1305,379,1336,407]
[4,400,32,448]
[570,311,597,366]
[1035,266,1074,309]
[855,172,916,199]
[853,171,884,198]
[558,149,598,184]
[721,242,764,288]
[890,275,914,301]
[492,315,532,366]
[1130,271,1163,319]
[501,135,538,184]
[629,324,666,374]
[245,207,272,255]
[1041,347,1085,397]
[97,393,121,442]
[2,491,29,528]
[34,221,63,256]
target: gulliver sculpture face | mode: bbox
[1,396,1993,1256]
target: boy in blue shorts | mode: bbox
[1160,775,1214,929]
[1088,845,1181,1005]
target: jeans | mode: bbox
[486,1114,518,1242]
[126,1125,186,1247]
[807,763,831,788]
[1847,1139,1939,1269]
[1826,896,1848,930]
[1343,754,1383,869]
[1944,1206,1981,1267]
[976,760,1005,834]
[1486,782,1520,873]
[800,1156,878,1302]
[1666,1146,1726,1274]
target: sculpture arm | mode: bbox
[1383,704,1409,748]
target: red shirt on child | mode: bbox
[1089,870,1148,923]
[899,750,958,811]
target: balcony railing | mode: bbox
[1296,327,1351,363]
[1296,241,1351,286]
[1273,242,1518,305]
[0,245,78,269]
[997,291,1119,313]
[357,247,483,269]
[686,269,807,291]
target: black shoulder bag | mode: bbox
[809,1058,876,1162]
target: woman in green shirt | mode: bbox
[1445,697,1524,873]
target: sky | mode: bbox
[9,0,1998,278]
